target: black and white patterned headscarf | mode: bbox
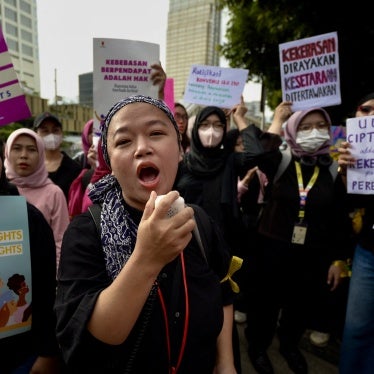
[100,95,180,168]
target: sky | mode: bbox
[36,0,261,104]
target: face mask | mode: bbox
[198,126,224,148]
[43,134,63,150]
[295,128,330,153]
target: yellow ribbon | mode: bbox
[220,256,243,293]
[351,208,365,234]
[332,259,352,278]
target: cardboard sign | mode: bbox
[183,64,248,108]
[0,27,31,127]
[346,115,374,194]
[93,38,160,133]
[279,32,341,111]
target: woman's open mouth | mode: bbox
[138,165,160,187]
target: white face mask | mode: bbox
[295,128,330,153]
[198,126,224,148]
[42,133,63,150]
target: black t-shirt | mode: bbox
[48,152,82,200]
[55,207,233,373]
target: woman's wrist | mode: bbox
[337,165,346,176]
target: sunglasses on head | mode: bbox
[357,105,374,114]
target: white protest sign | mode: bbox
[279,32,341,111]
[93,38,160,133]
[183,65,248,108]
[346,115,374,194]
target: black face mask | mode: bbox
[300,154,333,167]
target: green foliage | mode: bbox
[218,0,312,107]
[218,0,374,124]
[0,122,28,143]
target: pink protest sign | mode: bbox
[164,78,174,112]
[0,27,31,127]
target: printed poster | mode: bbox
[0,196,32,339]
[0,26,31,127]
[183,64,248,109]
[330,125,346,161]
[279,32,341,111]
[93,38,160,133]
[346,116,374,194]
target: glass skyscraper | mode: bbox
[166,0,221,102]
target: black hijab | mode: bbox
[185,106,228,176]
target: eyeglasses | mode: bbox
[198,121,224,130]
[174,113,188,121]
[298,121,329,132]
[357,105,374,114]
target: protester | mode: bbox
[173,102,190,153]
[174,98,282,372]
[175,98,282,252]
[55,95,238,373]
[338,92,374,374]
[33,112,82,200]
[4,128,70,272]
[0,139,61,373]
[225,128,269,325]
[244,106,353,374]
[73,118,94,169]
[68,139,110,219]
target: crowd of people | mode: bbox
[0,61,373,373]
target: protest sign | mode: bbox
[0,196,32,339]
[330,125,346,161]
[93,38,160,132]
[279,32,341,111]
[164,78,174,112]
[0,27,31,127]
[183,65,248,108]
[346,116,374,194]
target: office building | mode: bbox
[0,0,40,95]
[166,0,221,102]
[79,72,93,107]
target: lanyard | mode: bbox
[295,161,319,222]
[158,253,189,374]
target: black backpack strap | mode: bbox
[81,168,95,191]
[88,203,102,235]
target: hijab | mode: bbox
[356,92,374,107]
[81,119,93,155]
[4,128,52,188]
[100,95,180,169]
[283,108,332,158]
[90,139,110,184]
[185,106,228,176]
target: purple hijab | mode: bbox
[284,107,332,158]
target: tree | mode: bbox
[218,0,374,124]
